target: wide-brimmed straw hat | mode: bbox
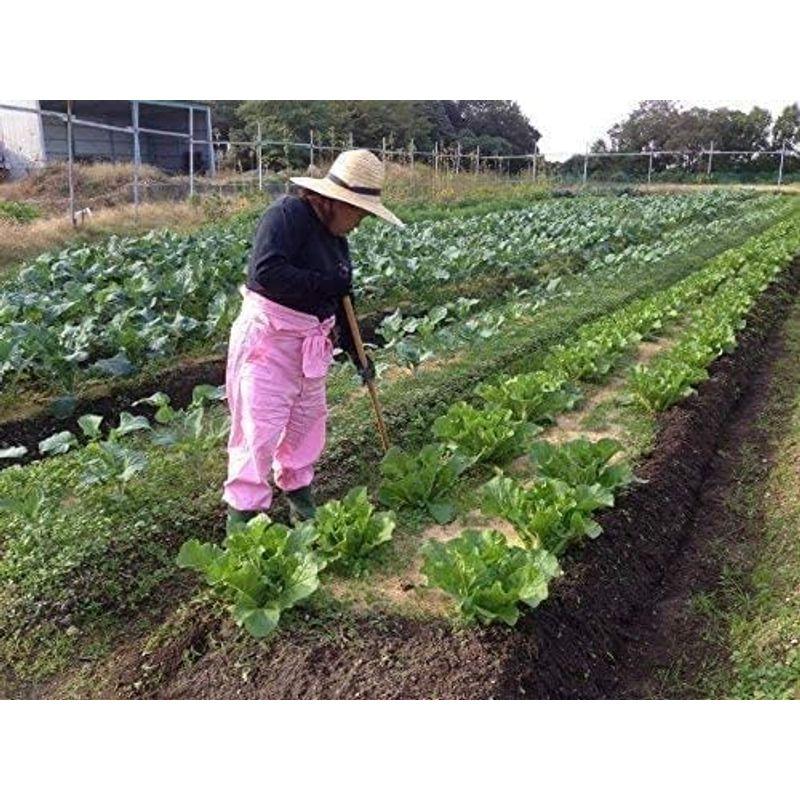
[290,149,404,228]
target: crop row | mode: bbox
[175,214,800,637]
[0,192,767,395]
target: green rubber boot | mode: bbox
[285,486,316,524]
[226,506,257,534]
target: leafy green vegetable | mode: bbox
[0,485,46,521]
[176,514,322,638]
[476,372,581,423]
[304,486,395,573]
[77,414,104,441]
[481,474,612,555]
[108,412,151,441]
[38,431,79,456]
[378,444,471,523]
[421,529,561,625]
[0,446,27,460]
[79,441,148,489]
[529,438,635,492]
[432,401,534,464]
[628,359,708,412]
[91,351,136,378]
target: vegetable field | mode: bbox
[2,188,800,699]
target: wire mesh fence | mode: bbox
[2,101,799,226]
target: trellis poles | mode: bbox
[582,143,589,184]
[66,100,76,227]
[131,101,141,223]
[206,106,216,177]
[188,107,195,199]
[257,122,263,192]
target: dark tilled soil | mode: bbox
[121,258,800,700]
[610,286,798,698]
[0,358,226,470]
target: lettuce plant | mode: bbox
[529,438,635,492]
[628,359,708,412]
[305,487,395,574]
[177,515,322,638]
[378,444,471,524]
[432,401,534,464]
[421,529,560,626]
[476,372,581,424]
[481,474,613,555]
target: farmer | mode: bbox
[222,149,404,529]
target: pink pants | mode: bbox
[222,289,335,511]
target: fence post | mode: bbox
[706,140,714,177]
[475,145,480,174]
[532,146,538,182]
[257,122,263,192]
[381,136,386,164]
[777,141,786,186]
[132,100,141,223]
[433,141,439,182]
[206,105,216,177]
[647,148,654,185]
[455,141,461,174]
[309,129,314,169]
[66,100,76,227]
[348,131,354,149]
[188,107,195,199]
[582,143,589,184]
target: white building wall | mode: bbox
[0,100,44,179]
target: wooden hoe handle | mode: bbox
[341,296,391,452]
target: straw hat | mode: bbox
[290,149,404,228]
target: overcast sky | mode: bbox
[518,95,796,157]
[4,0,799,163]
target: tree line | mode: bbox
[208,100,541,170]
[574,100,800,182]
[207,99,799,182]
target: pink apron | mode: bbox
[222,288,335,511]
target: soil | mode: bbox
[0,356,226,470]
[106,257,800,700]
[610,292,798,698]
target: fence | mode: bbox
[1,102,799,225]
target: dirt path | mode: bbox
[611,279,800,698]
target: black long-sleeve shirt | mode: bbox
[246,194,357,357]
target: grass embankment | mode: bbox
[0,211,786,696]
[658,297,800,699]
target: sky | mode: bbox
[518,96,796,158]
[3,0,798,162]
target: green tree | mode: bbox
[456,100,540,153]
[773,103,800,151]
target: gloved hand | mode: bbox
[356,355,376,385]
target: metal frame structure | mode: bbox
[0,100,215,223]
